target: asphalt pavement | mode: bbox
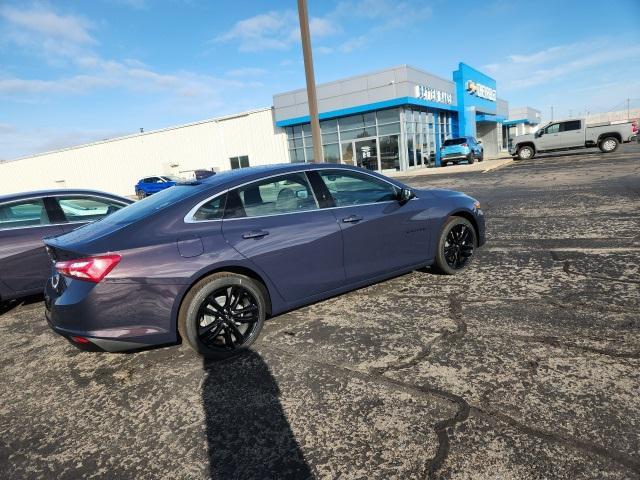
[1,144,639,479]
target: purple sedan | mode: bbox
[44,164,485,359]
[0,189,131,303]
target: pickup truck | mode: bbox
[510,118,637,160]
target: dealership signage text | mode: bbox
[466,80,496,101]
[415,85,453,105]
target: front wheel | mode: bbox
[434,217,477,275]
[467,153,475,164]
[517,145,534,160]
[137,190,146,199]
[599,137,619,153]
[178,273,266,359]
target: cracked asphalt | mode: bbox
[1,144,639,479]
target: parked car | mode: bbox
[0,190,131,303]
[135,175,182,199]
[44,164,485,358]
[510,118,638,160]
[183,169,216,181]
[441,137,484,165]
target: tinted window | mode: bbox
[561,120,581,132]
[57,197,125,223]
[318,170,398,207]
[0,199,49,229]
[225,173,317,218]
[545,123,560,134]
[193,193,227,221]
[443,138,467,146]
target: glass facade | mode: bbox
[285,106,458,171]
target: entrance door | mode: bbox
[354,138,379,171]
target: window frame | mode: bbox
[53,195,129,224]
[0,197,52,231]
[184,167,406,224]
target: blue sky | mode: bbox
[1,0,639,160]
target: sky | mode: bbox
[1,0,639,160]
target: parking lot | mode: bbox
[1,144,639,479]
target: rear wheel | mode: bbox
[517,145,534,160]
[467,153,475,164]
[137,190,146,199]
[178,273,266,359]
[599,136,619,153]
[478,152,484,162]
[434,217,477,275]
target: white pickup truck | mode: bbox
[510,118,638,160]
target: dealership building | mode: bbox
[0,62,540,196]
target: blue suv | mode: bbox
[440,137,484,166]
[135,175,181,199]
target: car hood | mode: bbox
[513,133,535,143]
[417,187,474,201]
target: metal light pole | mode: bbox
[297,0,323,163]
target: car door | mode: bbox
[558,120,583,148]
[52,195,128,233]
[316,169,430,283]
[536,123,561,150]
[221,171,345,302]
[0,197,64,293]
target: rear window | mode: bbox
[443,138,467,146]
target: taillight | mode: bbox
[632,121,638,134]
[55,254,121,283]
[461,143,468,147]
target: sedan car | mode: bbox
[440,136,484,165]
[0,190,131,303]
[135,175,181,199]
[44,164,485,358]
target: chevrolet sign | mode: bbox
[466,80,496,101]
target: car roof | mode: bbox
[0,189,132,204]
[198,163,404,191]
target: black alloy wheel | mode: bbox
[434,216,477,275]
[179,273,266,359]
[196,285,260,351]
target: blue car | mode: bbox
[440,136,484,166]
[44,163,485,359]
[135,175,181,199]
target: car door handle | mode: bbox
[342,215,363,223]
[242,230,269,239]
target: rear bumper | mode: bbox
[44,275,180,352]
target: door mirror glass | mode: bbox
[535,130,543,138]
[397,188,415,205]
[477,139,482,144]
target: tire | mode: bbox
[178,272,267,359]
[478,153,484,162]
[434,216,477,275]
[517,145,535,160]
[137,190,146,199]
[598,136,619,153]
[467,153,475,164]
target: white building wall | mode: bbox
[0,108,288,197]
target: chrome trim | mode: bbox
[0,194,129,232]
[184,166,403,224]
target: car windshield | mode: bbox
[443,138,467,146]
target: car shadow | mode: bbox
[0,294,43,316]
[201,350,313,479]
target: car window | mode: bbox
[0,199,50,229]
[545,123,560,134]
[192,193,227,221]
[318,170,398,207]
[225,172,317,219]
[57,197,125,223]
[443,138,467,146]
[561,120,581,132]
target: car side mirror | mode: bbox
[397,188,415,205]
[477,140,482,144]
[535,130,543,138]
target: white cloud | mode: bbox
[216,10,341,52]
[485,39,640,91]
[339,36,367,54]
